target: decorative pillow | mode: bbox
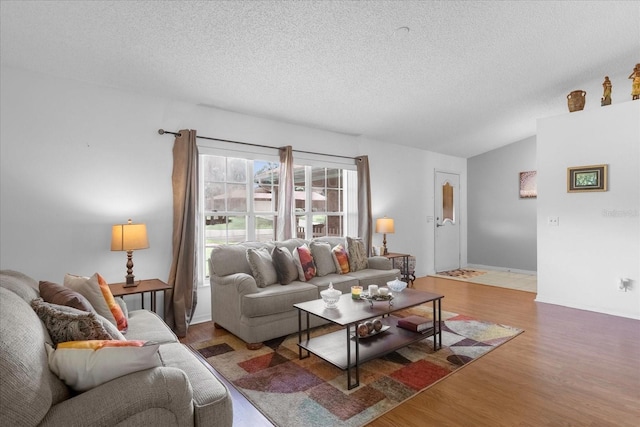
[271,246,299,285]
[30,298,120,345]
[292,244,316,281]
[331,244,350,274]
[46,340,161,392]
[291,247,306,282]
[346,237,368,272]
[39,280,94,312]
[310,241,336,277]
[115,296,129,319]
[246,247,278,288]
[64,273,128,331]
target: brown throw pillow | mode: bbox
[271,246,299,285]
[39,280,94,312]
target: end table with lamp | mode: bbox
[108,278,172,317]
[382,252,415,287]
[110,218,149,287]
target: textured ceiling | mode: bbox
[1,1,639,158]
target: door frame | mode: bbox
[433,169,462,273]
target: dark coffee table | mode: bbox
[294,288,443,389]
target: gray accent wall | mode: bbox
[468,136,537,271]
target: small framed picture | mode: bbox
[519,171,537,198]
[567,164,608,192]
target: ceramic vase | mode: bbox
[567,90,586,112]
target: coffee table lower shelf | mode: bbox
[297,315,438,388]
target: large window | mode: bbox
[199,151,357,282]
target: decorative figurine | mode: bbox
[629,63,640,100]
[567,90,586,112]
[601,76,612,106]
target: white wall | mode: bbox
[468,136,537,272]
[0,66,466,323]
[536,101,640,320]
[361,137,467,275]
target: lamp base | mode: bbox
[123,275,138,287]
[123,250,138,287]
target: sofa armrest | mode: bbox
[367,256,392,270]
[212,272,259,296]
[41,367,194,426]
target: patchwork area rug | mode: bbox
[435,268,487,280]
[191,305,522,427]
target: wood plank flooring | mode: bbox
[180,276,640,426]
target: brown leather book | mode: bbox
[397,315,433,332]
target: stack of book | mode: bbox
[397,315,433,333]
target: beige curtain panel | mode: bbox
[276,146,295,241]
[356,155,372,256]
[165,129,198,337]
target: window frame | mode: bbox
[197,142,357,286]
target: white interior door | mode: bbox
[434,171,460,272]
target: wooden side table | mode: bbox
[108,278,172,315]
[382,252,415,286]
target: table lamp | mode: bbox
[111,219,149,287]
[375,217,395,255]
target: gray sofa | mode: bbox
[209,237,400,348]
[0,270,233,427]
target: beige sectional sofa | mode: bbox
[209,237,400,348]
[0,270,233,427]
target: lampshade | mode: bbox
[111,219,149,251]
[375,217,395,234]
[111,219,149,286]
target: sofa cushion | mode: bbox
[347,237,368,271]
[0,269,40,302]
[308,274,359,295]
[346,268,399,287]
[210,244,253,276]
[275,238,308,254]
[331,244,350,274]
[31,298,123,344]
[271,246,299,285]
[293,244,316,281]
[312,236,345,249]
[242,282,318,318]
[246,247,278,288]
[124,309,179,344]
[39,280,94,312]
[310,241,336,276]
[64,273,128,331]
[158,343,233,427]
[47,340,161,392]
[0,287,69,426]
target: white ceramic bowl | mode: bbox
[387,278,407,293]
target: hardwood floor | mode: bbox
[181,276,640,426]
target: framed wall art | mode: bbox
[519,171,537,198]
[567,164,608,192]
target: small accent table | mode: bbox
[108,279,171,316]
[383,252,414,286]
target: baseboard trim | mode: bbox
[465,264,537,276]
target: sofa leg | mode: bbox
[213,323,225,330]
[246,342,264,350]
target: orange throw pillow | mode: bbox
[64,273,128,332]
